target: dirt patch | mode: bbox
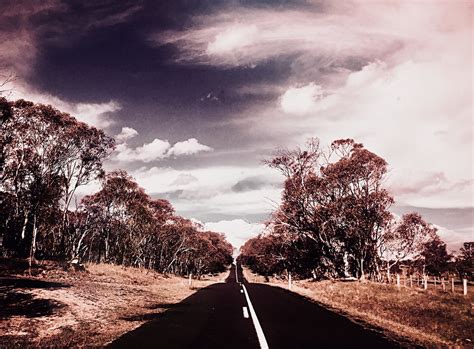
[0,260,227,348]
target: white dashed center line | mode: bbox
[243,306,249,318]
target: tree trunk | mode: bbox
[21,211,29,239]
[104,230,110,262]
[29,214,37,273]
[359,258,365,280]
[73,228,88,261]
[343,251,350,278]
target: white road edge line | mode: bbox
[242,284,269,349]
[235,264,239,283]
[242,306,249,318]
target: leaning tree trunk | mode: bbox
[21,211,29,240]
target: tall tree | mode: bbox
[0,99,114,264]
[266,138,393,279]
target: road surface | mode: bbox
[109,264,401,348]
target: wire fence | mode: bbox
[380,274,471,296]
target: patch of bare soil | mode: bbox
[0,259,227,348]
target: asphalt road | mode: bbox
[108,264,401,348]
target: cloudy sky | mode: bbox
[1,0,472,250]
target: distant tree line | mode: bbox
[239,139,473,281]
[0,98,233,275]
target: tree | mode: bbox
[80,170,153,264]
[265,138,393,279]
[418,236,451,276]
[238,232,319,279]
[455,242,473,280]
[380,213,438,279]
[58,119,115,242]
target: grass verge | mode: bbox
[0,259,227,348]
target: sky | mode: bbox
[1,0,473,251]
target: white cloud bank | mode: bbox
[152,6,396,68]
[131,165,281,216]
[203,219,265,252]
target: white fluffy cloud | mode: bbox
[167,138,213,157]
[113,131,213,163]
[115,138,171,163]
[280,83,323,115]
[115,127,139,142]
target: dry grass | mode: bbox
[243,268,474,348]
[0,260,227,348]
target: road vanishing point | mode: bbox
[108,264,400,349]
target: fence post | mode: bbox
[189,273,192,288]
[434,277,437,288]
[451,278,455,293]
[442,278,446,291]
[463,279,468,296]
[396,274,400,288]
[409,275,413,288]
[289,272,292,290]
[424,276,428,290]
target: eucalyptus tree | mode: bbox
[0,99,113,264]
[266,138,393,279]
